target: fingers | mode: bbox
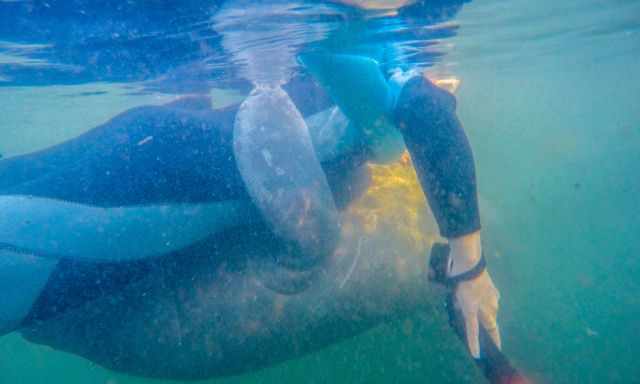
[455,269,502,359]
[462,308,480,358]
[478,297,502,349]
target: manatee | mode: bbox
[19,160,450,380]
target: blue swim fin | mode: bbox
[300,53,392,126]
[299,53,405,163]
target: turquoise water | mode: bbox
[455,1,639,382]
[1,0,639,383]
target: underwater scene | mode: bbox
[0,0,638,383]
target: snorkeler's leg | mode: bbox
[393,75,501,358]
[0,250,57,335]
[0,99,266,262]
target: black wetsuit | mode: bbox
[395,76,481,238]
[0,77,369,211]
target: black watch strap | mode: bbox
[446,254,486,287]
[428,242,487,287]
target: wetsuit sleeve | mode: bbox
[393,76,481,238]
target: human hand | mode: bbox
[448,232,501,358]
[453,269,501,358]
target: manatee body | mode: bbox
[19,163,445,380]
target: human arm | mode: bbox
[393,74,501,358]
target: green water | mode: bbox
[453,1,640,382]
[458,56,640,384]
[1,0,639,383]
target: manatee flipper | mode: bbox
[233,86,340,276]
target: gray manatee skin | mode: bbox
[19,213,445,380]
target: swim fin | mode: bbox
[299,52,405,163]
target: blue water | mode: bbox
[1,0,639,383]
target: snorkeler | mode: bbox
[0,0,500,368]
[0,66,499,360]
[298,0,502,360]
[212,0,502,363]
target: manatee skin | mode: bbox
[20,218,442,380]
